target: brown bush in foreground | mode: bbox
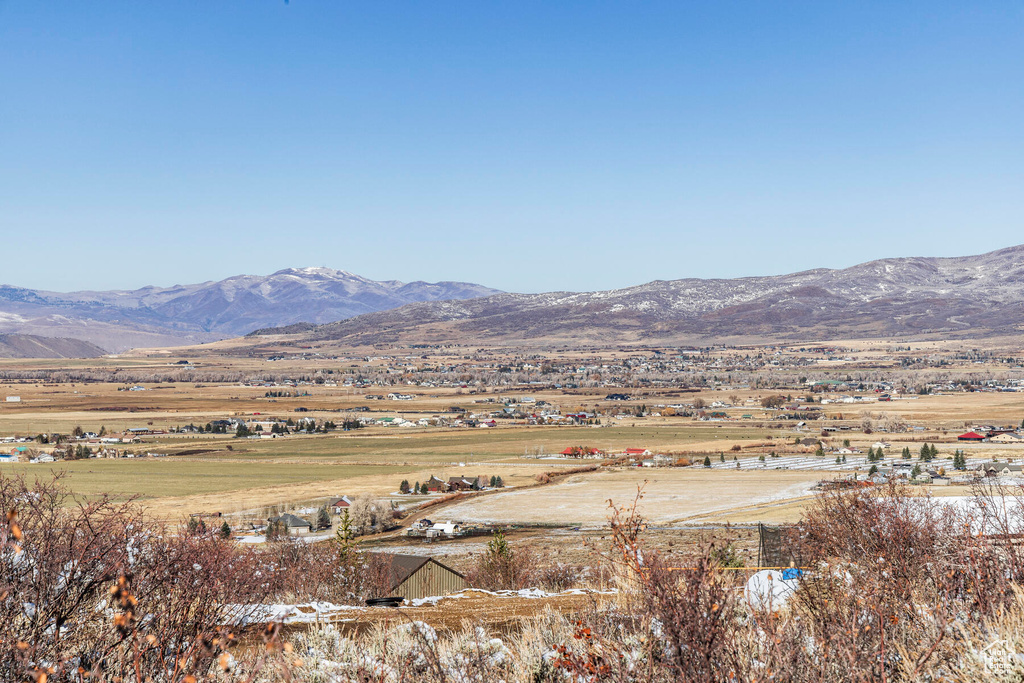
[0,474,386,681]
[12,473,1024,681]
[0,474,295,681]
[465,530,537,591]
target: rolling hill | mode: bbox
[285,245,1024,346]
[0,334,107,359]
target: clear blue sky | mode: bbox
[2,1,1022,293]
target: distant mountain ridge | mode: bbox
[0,334,106,359]
[290,245,1024,345]
[6,246,1024,355]
[0,268,501,352]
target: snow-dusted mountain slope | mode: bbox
[300,245,1024,344]
[0,269,501,351]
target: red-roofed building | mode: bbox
[561,446,602,458]
[625,448,651,456]
[958,431,986,442]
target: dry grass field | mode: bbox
[2,336,1022,527]
[439,468,824,525]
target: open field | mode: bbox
[0,460,411,501]
[439,468,825,525]
[2,336,1023,528]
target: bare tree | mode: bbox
[348,494,393,535]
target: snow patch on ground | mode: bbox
[408,587,615,607]
[226,601,364,625]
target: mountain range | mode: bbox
[4,245,1024,357]
[0,268,500,353]
[282,244,1024,346]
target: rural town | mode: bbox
[4,2,1024,681]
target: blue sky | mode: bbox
[1,1,1022,293]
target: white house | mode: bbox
[425,522,462,538]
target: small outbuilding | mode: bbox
[371,553,468,601]
[958,431,986,442]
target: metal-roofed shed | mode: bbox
[370,553,468,601]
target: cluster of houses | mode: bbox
[407,519,465,539]
[957,427,1024,443]
[552,446,679,467]
[419,475,496,493]
[869,459,1024,485]
[0,442,167,463]
[259,496,354,536]
[0,446,41,463]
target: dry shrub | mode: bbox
[15,474,1024,682]
[271,539,396,604]
[533,563,588,592]
[465,530,537,591]
[549,464,600,478]
[416,491,462,511]
[0,473,280,682]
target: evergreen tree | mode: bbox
[703,455,712,467]
[953,450,967,470]
[334,510,355,560]
[902,446,912,459]
[399,479,410,494]
[413,481,421,495]
[220,521,231,539]
[869,464,878,476]
[494,475,503,487]
[919,444,931,461]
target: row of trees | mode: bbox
[398,476,505,494]
[237,418,359,438]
